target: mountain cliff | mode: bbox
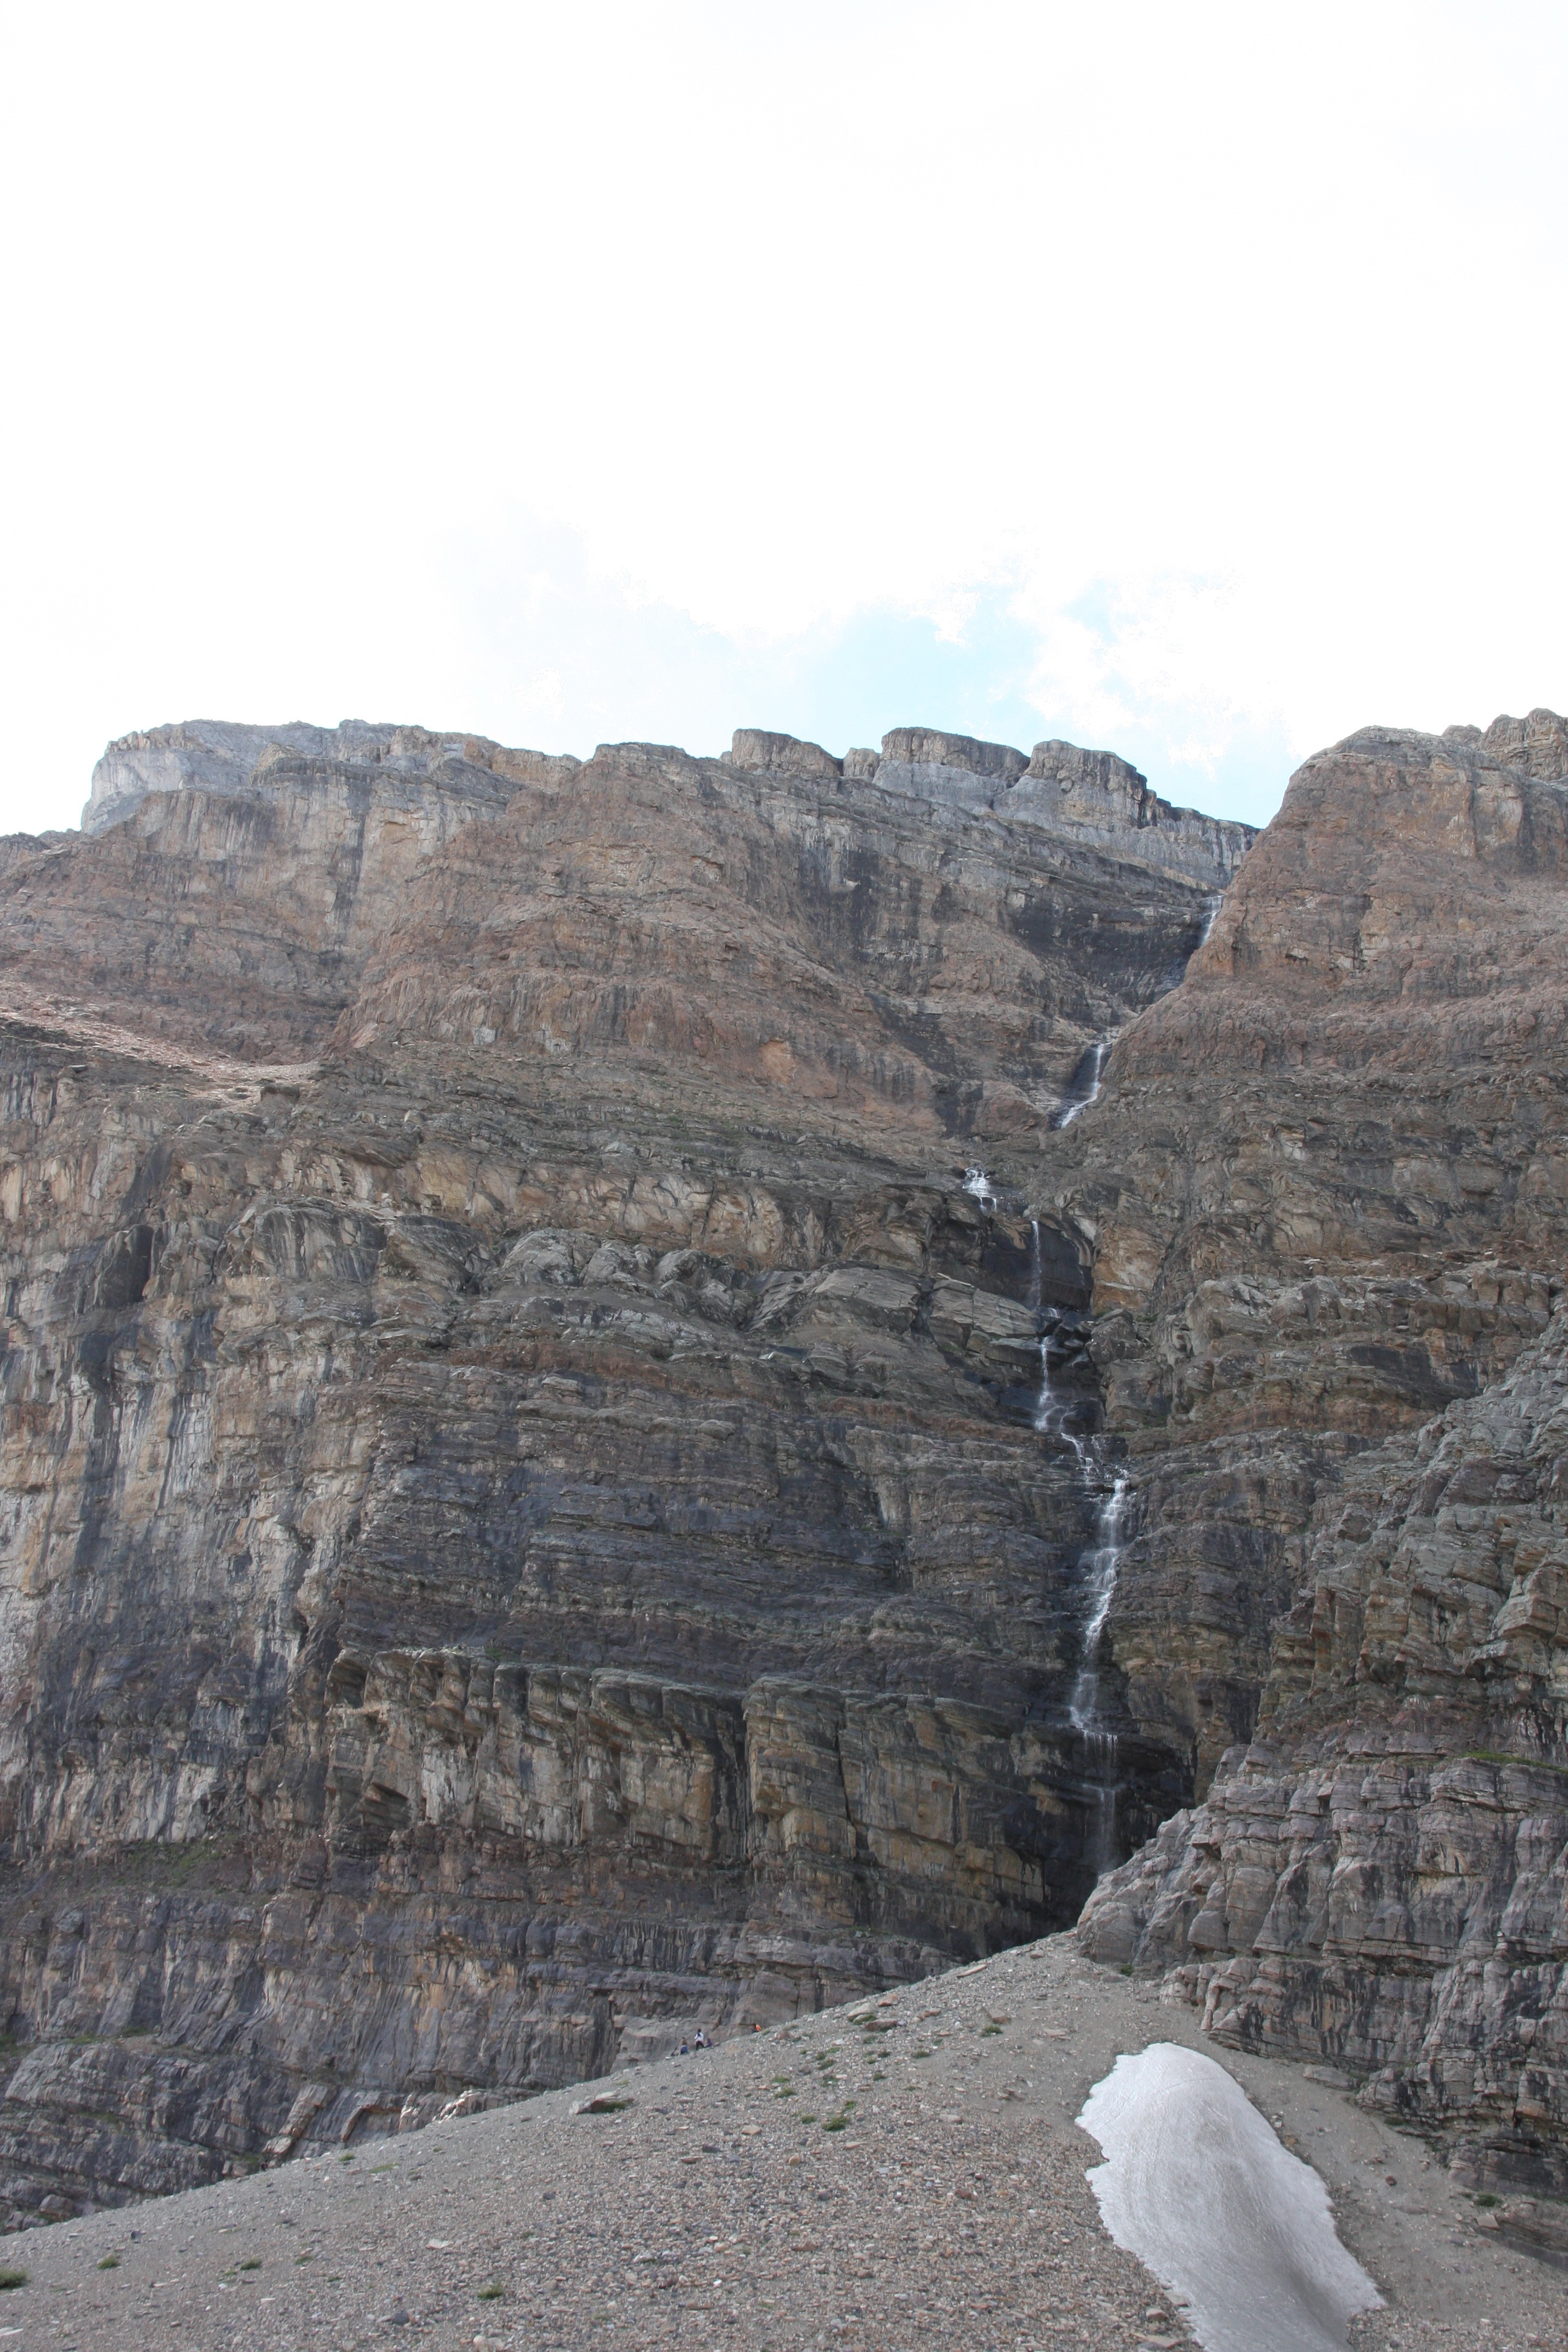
[1069,710,1568,2223]
[4,704,1566,2241]
[0,719,1233,2225]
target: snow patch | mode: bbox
[1077,2043,1382,2352]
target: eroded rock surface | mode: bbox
[0,717,1221,2223]
[9,700,1568,2232]
[1071,711,1568,2208]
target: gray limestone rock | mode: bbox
[868,728,1253,889]
[83,717,580,834]
[728,728,843,780]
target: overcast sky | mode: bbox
[2,1,1564,835]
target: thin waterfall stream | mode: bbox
[1070,1473,1131,1877]
[1027,1206,1131,1877]
[961,1163,998,1210]
[1051,1039,1109,1128]
[1030,1223,1091,1472]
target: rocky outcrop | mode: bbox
[10,696,1568,2226]
[1080,1301,1568,2201]
[829,726,1252,889]
[1068,711,1568,2204]
[4,727,566,1062]
[1033,714,1568,1792]
[83,718,581,834]
[0,714,1214,2223]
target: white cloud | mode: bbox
[1,0,1564,832]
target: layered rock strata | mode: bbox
[730,724,1252,889]
[12,697,1568,2226]
[1068,710,1568,2209]
[0,717,1224,2223]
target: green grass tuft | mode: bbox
[97,2255,120,2270]
[477,2282,506,2301]
[0,2268,26,2291]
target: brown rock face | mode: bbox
[1065,711,1568,2204]
[0,718,1223,2223]
[10,697,1568,2223]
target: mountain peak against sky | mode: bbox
[79,714,1255,893]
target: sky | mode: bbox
[1,1,1565,837]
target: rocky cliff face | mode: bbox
[1068,710,1568,2215]
[0,719,1229,2224]
[7,701,1568,2234]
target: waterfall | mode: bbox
[1070,1472,1131,1877]
[1070,1475,1129,1730]
[1197,889,1223,947]
[1051,1039,1109,1128]
[962,1164,998,1209]
[1033,1334,1090,1472]
[1031,1221,1094,1469]
[1025,1198,1130,1873]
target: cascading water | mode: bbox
[1033,1336,1091,1472]
[1070,1472,1131,1878]
[1022,1213,1129,1869]
[1197,888,1223,947]
[1070,1474,1129,1730]
[962,1164,998,1210]
[1051,1039,1109,1128]
[1029,1221,1088,1468]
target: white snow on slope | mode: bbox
[1078,2042,1382,2352]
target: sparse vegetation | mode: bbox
[1463,1751,1568,1778]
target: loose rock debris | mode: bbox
[4,1935,1564,2351]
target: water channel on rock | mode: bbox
[961,1163,998,1209]
[1025,1207,1132,1878]
[1051,1038,1109,1127]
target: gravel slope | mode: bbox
[2,1938,1562,2351]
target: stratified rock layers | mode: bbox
[1072,711,1568,2207]
[8,704,1568,2225]
[0,722,1217,2222]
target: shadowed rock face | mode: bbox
[0,720,1221,2223]
[1068,711,1568,2206]
[10,701,1568,2223]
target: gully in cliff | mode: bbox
[1050,1037,1110,1127]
